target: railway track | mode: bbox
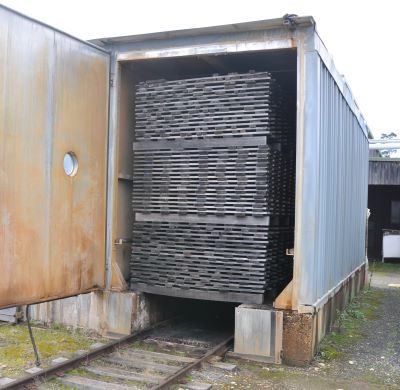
[2,318,234,390]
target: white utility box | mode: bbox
[382,230,400,262]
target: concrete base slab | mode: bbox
[89,342,105,350]
[51,357,69,365]
[29,291,176,336]
[74,350,89,357]
[25,366,43,374]
[0,378,15,385]
[86,365,162,384]
[179,382,212,390]
[60,375,138,390]
[211,362,237,371]
[103,355,179,374]
[226,351,276,364]
[123,349,195,364]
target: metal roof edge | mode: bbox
[91,16,372,141]
[312,29,373,140]
[90,16,315,46]
[0,4,109,54]
[369,157,400,162]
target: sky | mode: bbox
[2,0,399,141]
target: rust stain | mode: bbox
[274,279,293,310]
[0,8,109,309]
[282,311,314,366]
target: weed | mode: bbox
[319,288,383,361]
[0,323,106,378]
[369,261,400,274]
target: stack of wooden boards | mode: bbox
[130,71,295,304]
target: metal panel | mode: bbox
[0,6,109,308]
[382,231,400,260]
[369,160,400,185]
[234,304,283,364]
[295,52,369,308]
[92,22,300,62]
[0,307,22,323]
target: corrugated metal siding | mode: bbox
[369,149,381,157]
[369,161,400,185]
[296,53,369,307]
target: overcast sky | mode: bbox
[2,0,399,140]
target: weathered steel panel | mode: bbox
[294,52,369,308]
[234,304,283,363]
[95,17,370,309]
[0,6,109,308]
[369,160,400,185]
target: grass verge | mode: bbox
[318,288,384,361]
[0,323,106,378]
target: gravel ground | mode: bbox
[183,264,400,390]
[312,285,400,388]
[2,265,399,389]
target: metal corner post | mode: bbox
[105,53,119,289]
[292,27,320,311]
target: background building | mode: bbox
[368,154,400,260]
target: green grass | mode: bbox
[369,261,400,274]
[0,323,106,378]
[232,360,295,380]
[319,288,384,361]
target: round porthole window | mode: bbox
[63,152,78,176]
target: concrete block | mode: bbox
[179,382,212,390]
[25,366,43,374]
[60,375,135,390]
[89,342,105,350]
[211,362,237,371]
[29,291,160,336]
[86,365,162,384]
[234,304,282,364]
[51,357,69,365]
[0,378,15,385]
[74,350,89,357]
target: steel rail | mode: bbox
[2,316,182,389]
[151,335,234,390]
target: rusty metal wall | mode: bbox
[0,6,110,308]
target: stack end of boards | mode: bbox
[130,71,295,304]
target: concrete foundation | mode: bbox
[233,263,367,366]
[31,263,367,365]
[234,304,283,364]
[30,291,174,336]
